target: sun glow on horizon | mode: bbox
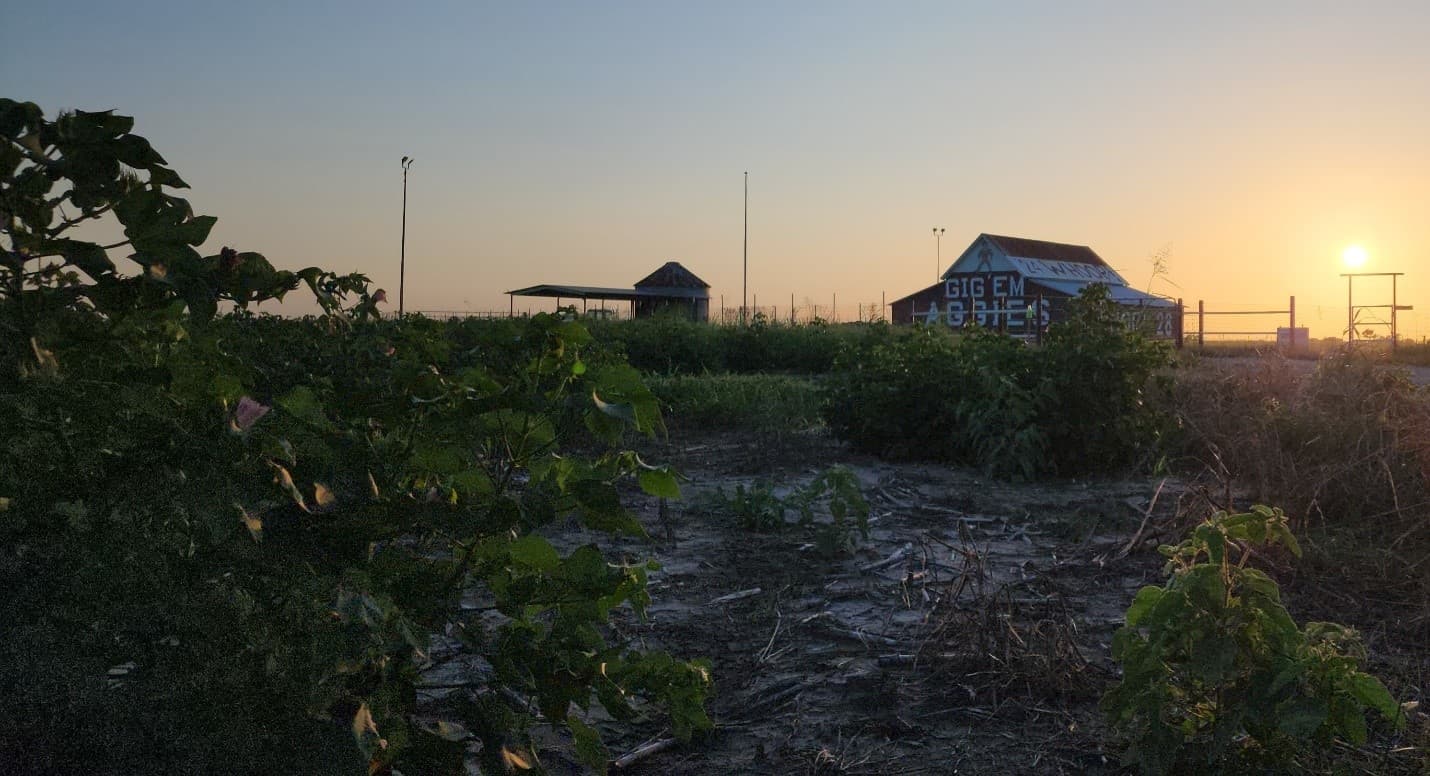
[1342,244,1368,269]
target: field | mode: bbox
[474,354,1430,774]
[3,105,1426,774]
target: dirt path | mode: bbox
[558,435,1184,775]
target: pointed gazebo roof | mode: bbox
[634,261,709,289]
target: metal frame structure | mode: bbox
[1341,272,1412,350]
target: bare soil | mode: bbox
[424,420,1428,774]
[553,431,1180,775]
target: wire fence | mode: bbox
[391,296,892,326]
[713,301,886,326]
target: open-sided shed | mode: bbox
[507,261,710,321]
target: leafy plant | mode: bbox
[696,467,870,557]
[585,315,897,375]
[648,373,824,433]
[1102,506,1404,774]
[1,101,709,774]
[707,481,788,532]
[786,466,871,557]
[824,285,1173,478]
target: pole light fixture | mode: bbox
[399,156,414,316]
[932,227,945,283]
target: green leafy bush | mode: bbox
[1,101,709,774]
[824,286,1173,478]
[821,325,966,460]
[648,373,824,432]
[585,315,898,375]
[1102,506,1404,774]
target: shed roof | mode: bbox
[634,261,710,289]
[506,284,707,301]
[983,234,1106,266]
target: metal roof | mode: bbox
[506,284,707,300]
[982,234,1106,266]
[1026,279,1177,306]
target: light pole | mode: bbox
[399,156,414,316]
[742,171,749,326]
[932,227,945,283]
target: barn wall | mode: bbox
[892,274,1181,341]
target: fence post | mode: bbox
[1175,298,1184,349]
[791,293,796,325]
[1198,299,1205,348]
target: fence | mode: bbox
[1182,297,1299,347]
[382,310,523,321]
[392,293,895,326]
[712,294,888,326]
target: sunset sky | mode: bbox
[9,1,1428,338]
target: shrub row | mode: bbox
[583,315,902,374]
[648,373,824,432]
[823,287,1174,479]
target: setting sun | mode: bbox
[1342,244,1368,269]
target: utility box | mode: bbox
[1277,327,1309,348]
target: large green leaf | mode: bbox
[572,479,645,536]
[566,714,609,775]
[55,239,116,278]
[1344,672,1402,724]
[277,386,334,431]
[637,467,681,499]
[507,535,560,572]
[1124,586,1164,628]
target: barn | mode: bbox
[890,233,1180,341]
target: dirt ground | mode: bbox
[422,422,1427,775]
[543,431,1189,775]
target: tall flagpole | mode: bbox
[742,171,749,325]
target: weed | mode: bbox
[694,467,870,557]
[1102,506,1404,774]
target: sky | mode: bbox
[7,0,1429,338]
